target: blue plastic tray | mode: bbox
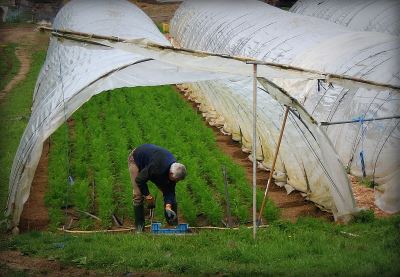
[151,223,189,234]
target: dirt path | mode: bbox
[0,25,48,103]
[19,140,50,232]
[0,250,174,276]
[0,46,30,100]
[0,250,100,277]
[131,0,180,23]
[350,175,389,218]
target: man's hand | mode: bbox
[165,204,177,223]
[145,194,155,209]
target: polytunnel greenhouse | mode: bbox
[4,0,399,233]
[170,1,400,214]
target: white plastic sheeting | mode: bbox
[170,1,400,213]
[290,0,400,36]
[179,78,355,215]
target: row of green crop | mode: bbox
[46,124,69,229]
[47,85,279,229]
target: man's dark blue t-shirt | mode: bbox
[132,144,177,205]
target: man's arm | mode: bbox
[163,184,176,205]
[135,166,151,196]
[164,187,177,225]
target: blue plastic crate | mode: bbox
[151,223,189,234]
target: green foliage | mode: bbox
[46,124,70,230]
[0,43,20,92]
[351,209,375,223]
[3,215,400,275]
[155,22,165,33]
[47,85,279,229]
[358,177,376,189]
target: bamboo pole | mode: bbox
[252,64,258,239]
[76,209,101,221]
[190,225,269,230]
[38,27,400,92]
[257,106,290,224]
[247,61,400,91]
[39,26,125,42]
[57,225,270,234]
[58,227,135,234]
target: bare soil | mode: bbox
[349,175,389,218]
[0,250,172,277]
[130,0,180,23]
[0,25,48,47]
[0,46,30,100]
[0,250,100,277]
[19,140,50,232]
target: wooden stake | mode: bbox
[76,209,101,221]
[222,165,233,228]
[257,106,290,224]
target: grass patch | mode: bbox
[356,176,377,189]
[155,22,167,34]
[352,209,375,223]
[1,216,399,275]
[0,50,45,227]
[0,43,20,92]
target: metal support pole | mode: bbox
[320,115,400,126]
[252,64,258,239]
[222,165,233,228]
[257,106,290,224]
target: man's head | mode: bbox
[169,162,186,182]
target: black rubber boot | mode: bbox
[134,204,145,233]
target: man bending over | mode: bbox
[128,144,186,232]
